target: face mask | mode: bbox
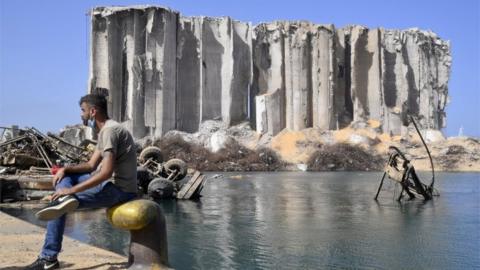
[87,117,96,129]
[82,114,96,129]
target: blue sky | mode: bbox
[1,0,479,137]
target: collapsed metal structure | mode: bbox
[374,116,438,201]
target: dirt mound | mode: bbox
[307,143,385,171]
[154,135,286,171]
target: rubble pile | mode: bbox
[408,137,480,171]
[307,143,385,171]
[130,119,480,172]
[154,135,285,171]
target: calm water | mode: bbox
[2,172,479,269]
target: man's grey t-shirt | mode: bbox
[95,120,137,193]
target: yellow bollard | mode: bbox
[107,199,171,269]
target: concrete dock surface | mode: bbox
[0,211,127,269]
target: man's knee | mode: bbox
[54,173,90,191]
[55,175,74,190]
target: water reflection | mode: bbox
[1,172,478,269]
[66,209,129,255]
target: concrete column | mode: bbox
[350,26,370,123]
[284,22,312,131]
[334,28,352,128]
[123,10,147,138]
[201,17,230,122]
[252,22,286,135]
[381,29,409,135]
[219,18,234,126]
[144,8,178,136]
[434,39,451,129]
[416,32,435,129]
[404,30,434,128]
[402,32,421,128]
[367,28,383,122]
[230,20,252,125]
[311,24,335,130]
[89,10,126,122]
[176,17,203,133]
[89,11,110,94]
[106,14,124,123]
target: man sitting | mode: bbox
[26,93,138,270]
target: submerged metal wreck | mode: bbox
[374,117,439,201]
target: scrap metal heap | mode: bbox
[0,126,205,202]
[0,126,91,171]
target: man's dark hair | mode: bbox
[79,92,109,117]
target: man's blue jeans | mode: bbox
[40,173,136,260]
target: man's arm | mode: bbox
[51,151,115,200]
[52,150,103,186]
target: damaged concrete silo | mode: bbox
[88,5,450,138]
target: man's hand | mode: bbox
[51,187,75,201]
[52,168,66,187]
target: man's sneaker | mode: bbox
[35,195,79,221]
[24,257,59,270]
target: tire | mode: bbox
[137,166,153,194]
[162,158,187,181]
[147,178,175,200]
[139,146,163,163]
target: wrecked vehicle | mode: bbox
[137,146,206,200]
[374,117,439,201]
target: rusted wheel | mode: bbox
[162,158,187,181]
[139,146,163,163]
